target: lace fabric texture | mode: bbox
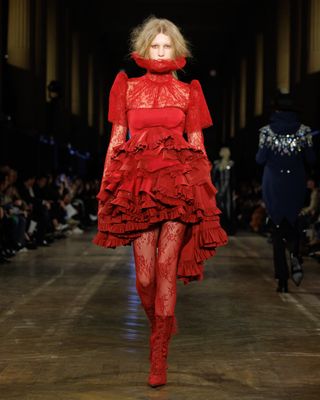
[185,80,213,133]
[108,69,212,131]
[127,75,189,110]
[133,229,159,312]
[94,67,228,286]
[106,71,211,161]
[108,71,128,126]
[134,222,186,317]
[187,130,207,157]
[156,221,186,316]
[102,124,127,177]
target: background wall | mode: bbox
[0,0,319,184]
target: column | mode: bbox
[239,58,247,129]
[88,54,94,127]
[276,0,290,92]
[71,31,80,116]
[99,79,105,136]
[255,34,264,116]
[230,77,236,138]
[7,0,31,69]
[46,0,58,100]
[308,0,320,73]
[0,0,5,114]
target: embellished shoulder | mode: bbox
[108,71,128,126]
[185,80,213,133]
[258,124,313,155]
[297,124,312,139]
[258,124,270,135]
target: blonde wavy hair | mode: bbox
[130,15,192,59]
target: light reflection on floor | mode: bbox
[1,230,320,398]
[121,247,142,343]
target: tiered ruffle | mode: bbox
[93,127,227,284]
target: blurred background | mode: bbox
[0,0,319,246]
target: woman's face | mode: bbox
[149,33,173,60]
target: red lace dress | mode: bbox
[93,53,228,284]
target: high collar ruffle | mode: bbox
[131,52,186,73]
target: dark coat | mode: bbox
[256,111,316,225]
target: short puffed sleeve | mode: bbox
[107,71,128,127]
[185,80,213,133]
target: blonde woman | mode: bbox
[93,16,227,387]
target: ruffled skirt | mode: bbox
[93,127,227,284]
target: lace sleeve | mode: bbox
[185,80,213,158]
[102,71,128,178]
[108,71,128,126]
[185,80,212,132]
[187,130,208,157]
[102,124,127,177]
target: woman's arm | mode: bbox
[102,71,128,177]
[103,123,127,176]
[256,147,268,165]
[185,80,212,159]
[187,130,208,158]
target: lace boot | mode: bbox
[143,306,156,360]
[144,306,155,331]
[148,312,178,360]
[148,316,175,388]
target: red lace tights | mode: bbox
[133,221,186,317]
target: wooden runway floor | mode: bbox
[0,229,320,400]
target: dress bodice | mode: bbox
[127,107,186,136]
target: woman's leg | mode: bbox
[270,219,289,292]
[272,222,289,281]
[148,220,186,387]
[156,220,186,316]
[283,219,304,286]
[133,228,160,319]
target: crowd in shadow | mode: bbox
[0,164,99,264]
[1,164,320,267]
[235,177,320,263]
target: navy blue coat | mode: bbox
[256,111,316,225]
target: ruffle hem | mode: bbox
[93,127,228,284]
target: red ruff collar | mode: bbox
[131,52,186,73]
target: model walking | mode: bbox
[93,16,228,387]
[256,92,316,292]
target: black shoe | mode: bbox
[26,241,38,250]
[277,279,288,293]
[290,254,304,287]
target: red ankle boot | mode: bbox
[148,316,174,388]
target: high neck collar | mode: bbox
[131,52,186,74]
[269,111,301,135]
[270,111,299,124]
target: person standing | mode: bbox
[93,16,227,387]
[256,93,316,293]
[212,146,236,235]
